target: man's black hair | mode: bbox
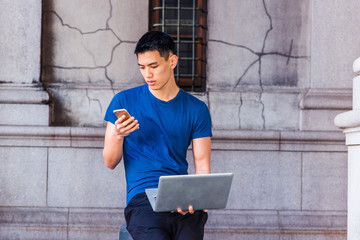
[134,31,176,60]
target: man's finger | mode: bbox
[177,207,187,215]
[188,205,194,214]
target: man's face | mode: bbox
[137,50,177,91]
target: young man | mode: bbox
[103,31,212,240]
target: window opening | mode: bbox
[149,0,207,92]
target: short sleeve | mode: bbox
[192,103,212,139]
[104,93,123,124]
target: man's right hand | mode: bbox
[114,115,139,139]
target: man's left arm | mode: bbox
[177,136,211,215]
[192,136,211,174]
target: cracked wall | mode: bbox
[41,0,310,129]
[41,0,148,126]
[208,0,310,130]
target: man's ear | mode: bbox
[170,54,178,69]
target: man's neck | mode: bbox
[148,78,180,102]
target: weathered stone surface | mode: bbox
[211,151,302,210]
[239,92,265,130]
[48,148,126,208]
[209,92,241,129]
[82,30,121,67]
[208,0,269,52]
[0,148,47,206]
[0,0,41,83]
[42,67,109,85]
[106,42,144,86]
[0,208,68,240]
[45,0,110,33]
[262,92,301,130]
[109,0,149,41]
[301,109,345,131]
[42,12,99,68]
[260,55,310,88]
[302,152,347,211]
[210,91,301,130]
[207,41,259,90]
[264,0,311,56]
[312,0,360,89]
[0,103,49,126]
[47,88,113,127]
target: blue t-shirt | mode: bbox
[104,84,212,204]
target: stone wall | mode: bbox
[0,126,347,239]
[2,0,360,239]
[41,0,148,126]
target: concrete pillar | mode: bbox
[334,57,360,239]
[0,0,49,126]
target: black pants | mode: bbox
[124,192,208,240]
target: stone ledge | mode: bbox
[207,209,346,232]
[300,89,352,110]
[0,83,49,104]
[0,126,346,151]
[0,207,346,237]
[334,110,360,129]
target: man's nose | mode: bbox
[145,68,152,78]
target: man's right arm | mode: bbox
[102,116,139,170]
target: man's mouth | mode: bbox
[147,81,156,86]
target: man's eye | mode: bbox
[151,65,158,69]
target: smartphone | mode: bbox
[113,109,131,122]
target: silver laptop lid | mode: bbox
[151,173,233,212]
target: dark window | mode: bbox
[149,0,207,92]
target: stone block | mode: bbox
[280,234,346,240]
[45,0,111,33]
[208,0,269,52]
[48,88,113,127]
[0,208,68,240]
[301,109,345,131]
[211,150,302,210]
[0,147,47,206]
[209,91,241,129]
[0,0,41,83]
[206,210,279,231]
[68,208,123,240]
[279,211,346,231]
[262,92,301,130]
[207,41,259,90]
[205,232,279,240]
[239,92,265,130]
[106,42,144,86]
[0,103,49,126]
[208,1,311,90]
[260,55,310,89]
[42,67,109,86]
[312,0,360,89]
[0,126,71,148]
[302,152,347,211]
[209,91,301,131]
[263,1,311,57]
[109,0,149,41]
[48,148,126,208]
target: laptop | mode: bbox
[145,173,234,212]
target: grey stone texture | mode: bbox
[0,147,47,206]
[42,0,148,126]
[312,0,360,89]
[302,152,347,211]
[0,127,348,239]
[0,0,41,83]
[0,0,358,239]
[48,147,126,208]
